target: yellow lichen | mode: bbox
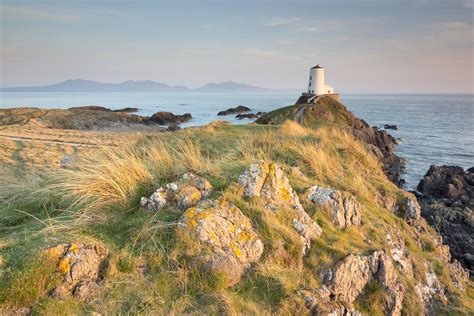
[237,231,251,244]
[68,243,80,254]
[230,242,243,258]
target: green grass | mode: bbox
[0,100,473,314]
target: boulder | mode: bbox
[147,111,192,125]
[318,250,405,316]
[140,173,212,212]
[238,161,322,253]
[177,200,263,287]
[217,105,251,116]
[307,185,362,228]
[45,243,108,300]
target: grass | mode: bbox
[0,100,473,314]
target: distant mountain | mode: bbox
[196,81,269,92]
[0,79,189,92]
[0,79,271,92]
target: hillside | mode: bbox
[0,100,472,315]
[0,80,269,92]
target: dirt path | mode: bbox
[0,134,100,147]
[294,106,306,125]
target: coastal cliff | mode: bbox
[0,99,472,315]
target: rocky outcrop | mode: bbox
[307,185,362,228]
[309,250,405,316]
[235,113,258,120]
[415,263,447,306]
[417,165,474,275]
[238,161,322,253]
[140,173,212,212]
[45,243,108,300]
[256,96,406,186]
[0,107,160,131]
[217,105,250,116]
[147,111,192,126]
[177,200,264,287]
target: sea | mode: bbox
[1,91,472,189]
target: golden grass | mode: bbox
[53,145,153,212]
[279,119,309,137]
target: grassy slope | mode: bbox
[0,113,473,314]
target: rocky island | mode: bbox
[0,96,472,315]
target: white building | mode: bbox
[307,64,334,95]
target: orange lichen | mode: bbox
[58,256,72,274]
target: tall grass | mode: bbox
[53,145,152,212]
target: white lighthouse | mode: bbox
[307,64,334,95]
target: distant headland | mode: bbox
[0,79,271,93]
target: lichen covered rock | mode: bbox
[317,250,405,316]
[46,243,108,300]
[238,161,322,253]
[140,172,212,211]
[177,200,263,287]
[307,185,362,228]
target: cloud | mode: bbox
[263,17,301,26]
[0,4,81,23]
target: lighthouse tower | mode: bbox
[307,64,334,95]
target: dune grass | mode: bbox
[0,118,472,314]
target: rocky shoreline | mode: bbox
[416,165,474,276]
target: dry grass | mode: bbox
[53,145,153,212]
[280,119,309,137]
[1,120,472,314]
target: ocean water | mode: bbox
[1,92,472,189]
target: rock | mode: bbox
[290,166,308,181]
[415,263,447,305]
[318,250,404,316]
[383,124,398,130]
[140,188,168,211]
[307,185,362,228]
[238,161,322,253]
[396,196,421,223]
[140,173,212,212]
[217,105,251,116]
[166,125,181,131]
[177,200,263,287]
[386,229,413,277]
[417,165,474,275]
[450,260,469,290]
[177,186,202,211]
[60,154,76,169]
[113,107,139,113]
[147,112,192,125]
[417,165,468,199]
[46,243,108,300]
[235,113,258,120]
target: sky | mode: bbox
[0,0,473,93]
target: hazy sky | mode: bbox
[1,0,473,93]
